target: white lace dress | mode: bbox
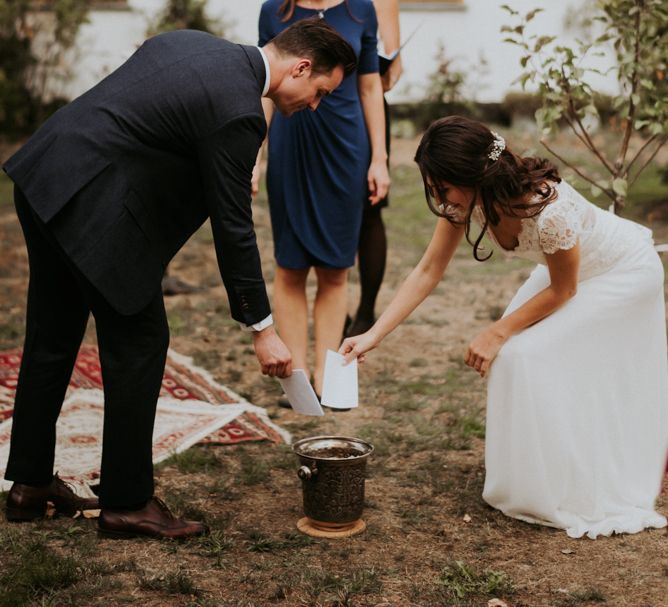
[477,180,668,538]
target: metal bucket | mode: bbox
[292,435,374,528]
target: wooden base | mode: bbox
[296,517,366,538]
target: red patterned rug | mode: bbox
[0,345,288,445]
[0,390,258,495]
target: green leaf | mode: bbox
[525,8,543,22]
[590,184,603,198]
[611,178,627,197]
[534,35,556,52]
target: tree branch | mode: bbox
[629,136,668,187]
[541,139,615,201]
[626,134,658,173]
[563,80,616,174]
[616,4,642,169]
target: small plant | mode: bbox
[149,0,229,37]
[502,1,668,214]
[138,568,201,596]
[437,560,515,606]
[426,42,468,106]
[556,587,607,607]
[246,530,315,552]
[163,445,221,473]
[301,568,382,601]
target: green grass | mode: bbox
[0,541,82,607]
[238,455,271,486]
[433,560,515,607]
[161,446,222,474]
[137,568,201,597]
[245,530,315,553]
[555,588,607,607]
[300,567,383,603]
[0,530,119,607]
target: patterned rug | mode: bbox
[0,346,290,494]
[0,345,288,445]
[0,390,257,495]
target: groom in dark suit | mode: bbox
[2,19,356,539]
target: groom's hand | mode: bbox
[253,326,292,378]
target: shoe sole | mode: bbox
[6,506,46,522]
[97,527,208,540]
[97,528,139,540]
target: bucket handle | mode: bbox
[297,464,318,480]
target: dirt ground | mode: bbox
[0,136,667,607]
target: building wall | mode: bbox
[59,0,616,103]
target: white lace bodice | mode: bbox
[473,181,654,280]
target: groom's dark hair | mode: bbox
[269,18,357,77]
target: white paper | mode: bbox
[277,369,324,416]
[321,350,358,409]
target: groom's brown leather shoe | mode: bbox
[5,474,99,521]
[98,497,208,540]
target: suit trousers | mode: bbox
[5,187,170,509]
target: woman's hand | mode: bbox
[339,330,380,364]
[464,325,508,378]
[368,159,390,205]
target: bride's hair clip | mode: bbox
[487,131,505,162]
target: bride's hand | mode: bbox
[465,326,508,378]
[339,330,380,365]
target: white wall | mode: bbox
[60,0,617,103]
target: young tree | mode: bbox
[502,0,668,214]
[0,0,89,138]
[149,0,227,36]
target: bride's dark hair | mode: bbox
[414,115,561,261]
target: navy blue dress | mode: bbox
[259,0,379,269]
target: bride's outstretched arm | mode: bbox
[340,219,464,362]
[466,242,581,377]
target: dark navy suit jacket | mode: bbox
[3,30,270,322]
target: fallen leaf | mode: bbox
[488,599,509,607]
[561,548,575,555]
[463,514,472,523]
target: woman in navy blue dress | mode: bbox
[257,0,389,399]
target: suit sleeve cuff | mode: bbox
[239,313,273,332]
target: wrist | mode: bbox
[367,326,384,346]
[490,321,511,341]
[371,153,388,163]
[252,325,275,341]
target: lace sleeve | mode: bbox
[537,202,580,254]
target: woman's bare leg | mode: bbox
[273,266,310,376]
[312,267,349,394]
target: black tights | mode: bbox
[350,204,386,335]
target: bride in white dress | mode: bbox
[339,116,668,539]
